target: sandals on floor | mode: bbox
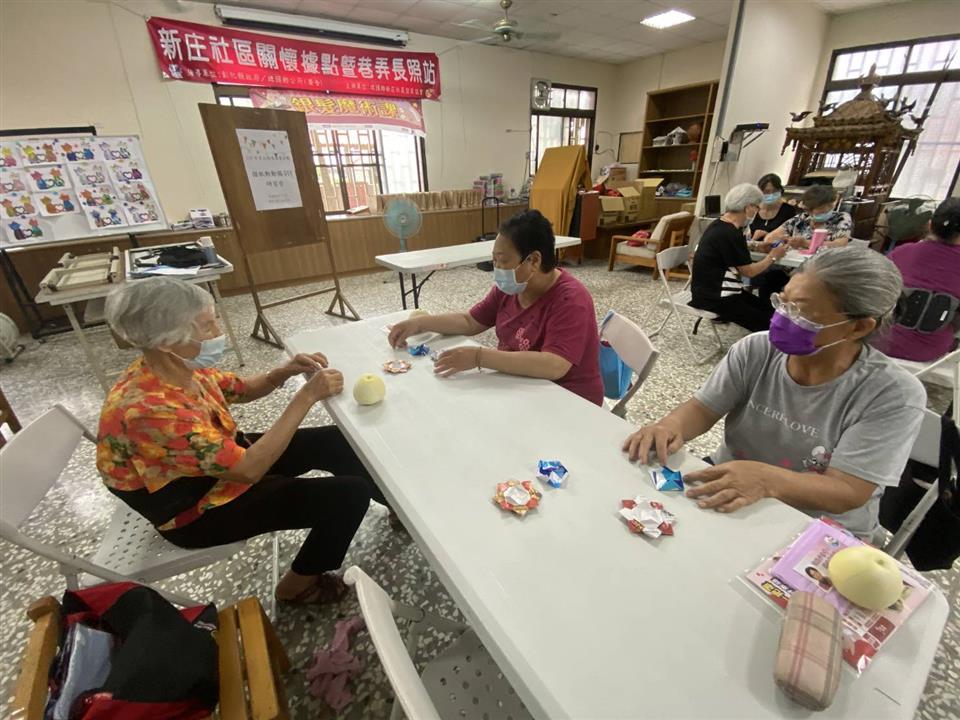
[276,573,348,606]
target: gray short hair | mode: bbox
[105,277,213,348]
[723,183,763,212]
[799,245,902,337]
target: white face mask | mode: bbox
[174,334,227,370]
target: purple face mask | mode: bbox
[768,308,849,356]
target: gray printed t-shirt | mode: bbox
[694,332,926,540]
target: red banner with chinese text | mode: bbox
[249,89,425,136]
[145,17,441,100]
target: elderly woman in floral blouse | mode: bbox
[97,277,386,604]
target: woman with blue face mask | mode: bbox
[748,173,798,246]
[388,209,604,405]
[623,245,926,543]
[98,277,390,605]
[766,185,853,251]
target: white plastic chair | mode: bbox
[894,347,960,416]
[0,405,277,610]
[600,311,659,418]
[885,407,951,558]
[646,244,725,364]
[344,566,532,720]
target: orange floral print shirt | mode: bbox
[96,357,250,531]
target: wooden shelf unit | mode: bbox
[640,80,719,216]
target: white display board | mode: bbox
[0,134,166,248]
[236,128,302,212]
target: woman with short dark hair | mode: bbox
[874,197,960,362]
[767,185,852,249]
[749,173,797,244]
[388,209,603,404]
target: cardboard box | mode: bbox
[633,177,663,219]
[607,165,627,181]
[619,186,642,214]
[599,196,625,226]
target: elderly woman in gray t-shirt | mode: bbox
[623,245,926,542]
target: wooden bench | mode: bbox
[9,595,290,720]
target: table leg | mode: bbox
[63,303,110,392]
[411,273,420,309]
[208,281,245,367]
[398,273,408,310]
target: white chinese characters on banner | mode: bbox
[236,129,303,212]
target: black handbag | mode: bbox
[880,404,960,571]
[157,245,207,268]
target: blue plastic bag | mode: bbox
[599,340,632,400]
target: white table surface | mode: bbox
[288,312,948,720]
[375,235,582,273]
[750,248,807,268]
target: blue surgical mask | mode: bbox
[811,211,834,223]
[762,192,781,204]
[180,334,227,369]
[493,260,529,295]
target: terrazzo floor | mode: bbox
[0,259,957,719]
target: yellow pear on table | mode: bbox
[827,545,903,611]
[353,374,386,406]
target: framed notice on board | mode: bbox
[236,129,302,212]
[0,134,166,249]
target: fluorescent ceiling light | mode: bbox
[641,10,696,29]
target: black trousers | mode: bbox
[160,426,386,576]
[750,268,790,303]
[711,291,774,333]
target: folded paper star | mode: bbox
[650,466,684,492]
[620,496,676,538]
[537,459,569,488]
[494,480,541,517]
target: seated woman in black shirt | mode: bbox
[749,173,798,244]
[690,183,788,333]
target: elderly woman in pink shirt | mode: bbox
[388,209,604,405]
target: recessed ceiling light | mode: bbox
[641,9,696,29]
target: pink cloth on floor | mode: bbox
[306,616,365,711]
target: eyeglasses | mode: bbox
[771,293,851,330]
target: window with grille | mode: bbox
[820,35,960,199]
[215,86,426,214]
[530,84,597,176]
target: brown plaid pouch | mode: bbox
[774,591,843,710]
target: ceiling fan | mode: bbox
[455,0,562,44]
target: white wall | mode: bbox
[700,0,829,203]
[0,0,618,221]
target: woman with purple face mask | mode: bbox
[622,245,926,542]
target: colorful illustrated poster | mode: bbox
[4,217,47,243]
[17,141,58,165]
[0,168,27,194]
[116,181,152,203]
[56,138,102,162]
[82,204,127,230]
[77,186,119,209]
[26,165,70,191]
[0,193,38,218]
[122,200,160,225]
[69,162,110,187]
[35,190,79,216]
[0,142,22,168]
[236,128,302,212]
[108,160,146,185]
[98,137,136,161]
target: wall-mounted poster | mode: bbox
[35,190,79,216]
[1,142,22,168]
[1,134,163,248]
[26,164,70,191]
[122,200,161,225]
[0,168,27,194]
[0,193,38,218]
[18,141,58,165]
[69,162,110,187]
[56,138,102,162]
[236,128,302,212]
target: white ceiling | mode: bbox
[197,0,910,65]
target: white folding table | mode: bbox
[287,312,948,720]
[34,244,244,392]
[750,248,807,268]
[375,235,582,310]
